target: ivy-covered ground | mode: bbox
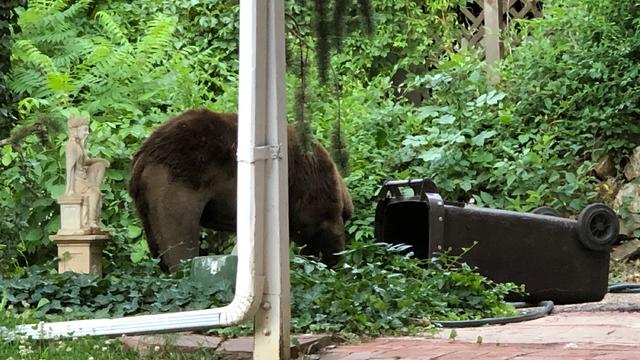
[0,244,520,333]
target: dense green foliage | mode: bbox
[354,0,640,215]
[0,261,233,321]
[0,0,26,137]
[505,0,640,156]
[289,243,518,334]
[1,245,519,338]
[1,0,211,275]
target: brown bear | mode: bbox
[129,109,353,272]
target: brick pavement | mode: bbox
[318,340,638,360]
[317,310,640,360]
[121,294,640,359]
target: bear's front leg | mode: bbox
[141,164,207,272]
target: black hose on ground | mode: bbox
[431,283,640,328]
[433,300,554,328]
[608,283,640,293]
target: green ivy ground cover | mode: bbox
[0,244,520,356]
[1,244,519,335]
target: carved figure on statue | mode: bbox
[63,116,110,233]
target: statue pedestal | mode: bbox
[51,234,109,275]
[56,195,88,235]
[53,195,110,275]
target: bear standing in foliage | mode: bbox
[129,109,353,272]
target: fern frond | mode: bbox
[50,0,70,12]
[47,72,75,94]
[83,43,112,66]
[95,11,130,48]
[7,68,48,96]
[65,37,96,63]
[178,45,210,59]
[58,0,91,20]
[138,16,177,61]
[31,29,76,46]
[26,0,54,11]
[41,12,75,35]
[42,39,93,95]
[12,40,56,73]
[33,0,91,39]
[110,48,135,68]
[76,72,109,91]
[17,6,47,30]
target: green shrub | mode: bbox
[290,242,519,335]
[0,260,233,321]
[1,246,519,337]
[0,0,26,135]
[1,0,212,273]
[388,0,640,214]
[394,51,596,212]
[501,0,640,198]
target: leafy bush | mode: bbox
[0,261,233,321]
[330,0,464,80]
[99,0,240,100]
[1,0,212,273]
[385,0,640,214]
[1,245,519,336]
[499,0,640,204]
[290,242,519,335]
[0,0,26,135]
[394,51,596,212]
[503,0,640,164]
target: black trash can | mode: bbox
[374,179,620,304]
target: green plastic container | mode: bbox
[190,255,238,291]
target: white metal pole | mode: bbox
[250,0,290,358]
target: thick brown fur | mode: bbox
[129,109,353,272]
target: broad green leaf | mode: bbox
[1,153,12,166]
[128,224,143,238]
[471,130,497,146]
[36,298,50,310]
[565,172,577,183]
[417,105,445,119]
[480,191,494,205]
[419,148,443,162]
[435,114,456,125]
[46,184,65,198]
[24,228,43,242]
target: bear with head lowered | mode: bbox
[129,109,353,272]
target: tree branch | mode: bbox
[0,123,48,147]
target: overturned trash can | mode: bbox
[374,179,620,304]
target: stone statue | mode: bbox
[63,116,110,232]
[51,115,111,274]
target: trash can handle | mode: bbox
[377,178,438,200]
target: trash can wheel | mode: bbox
[531,206,561,217]
[576,203,619,251]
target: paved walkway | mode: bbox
[318,339,638,360]
[318,308,640,360]
[121,294,640,359]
